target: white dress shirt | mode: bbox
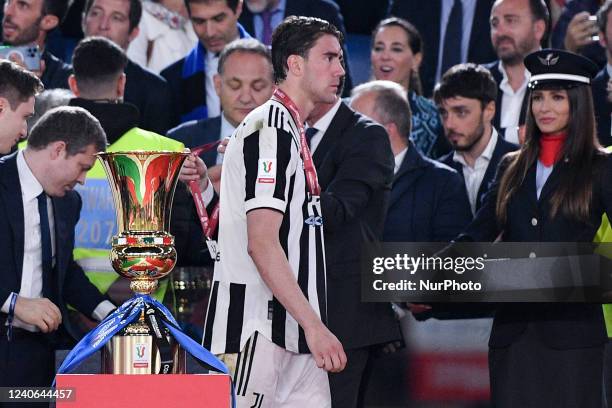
[394,147,408,175]
[498,62,530,144]
[536,160,554,199]
[126,1,198,74]
[2,151,113,331]
[453,128,498,215]
[435,0,477,83]
[205,52,220,118]
[308,98,342,154]
[217,114,237,165]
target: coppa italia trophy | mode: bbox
[56,151,229,380]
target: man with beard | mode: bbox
[436,63,517,217]
[483,0,548,143]
[415,63,517,323]
[2,0,72,89]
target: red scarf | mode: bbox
[539,132,567,167]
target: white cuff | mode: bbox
[92,300,116,321]
[201,177,214,206]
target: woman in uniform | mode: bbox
[460,49,609,407]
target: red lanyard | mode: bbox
[272,88,321,196]
[187,141,220,240]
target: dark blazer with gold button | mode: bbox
[315,102,401,349]
[458,153,612,349]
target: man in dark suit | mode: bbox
[436,63,517,217]
[0,106,114,393]
[167,38,274,266]
[161,0,250,126]
[592,1,612,147]
[389,0,497,96]
[482,0,548,143]
[305,90,400,407]
[406,63,516,321]
[239,0,354,94]
[82,0,174,134]
[2,0,72,89]
[349,81,472,243]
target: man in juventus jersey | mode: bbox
[186,16,347,407]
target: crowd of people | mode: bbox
[2,0,612,407]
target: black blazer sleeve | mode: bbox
[432,169,473,241]
[320,122,394,233]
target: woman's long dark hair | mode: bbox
[495,84,602,223]
[372,17,423,95]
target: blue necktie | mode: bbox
[440,0,463,76]
[260,9,273,46]
[305,127,318,148]
[37,192,53,296]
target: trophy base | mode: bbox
[101,320,186,374]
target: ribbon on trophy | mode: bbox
[143,303,174,374]
[56,295,236,406]
[56,295,227,375]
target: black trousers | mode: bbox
[489,324,604,408]
[328,346,374,408]
[0,328,55,408]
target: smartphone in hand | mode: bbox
[0,44,41,71]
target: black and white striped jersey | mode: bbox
[203,98,327,354]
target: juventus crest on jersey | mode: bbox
[203,97,327,355]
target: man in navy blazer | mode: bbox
[167,38,274,266]
[0,107,114,392]
[389,0,497,97]
[383,141,472,243]
[239,0,354,94]
[161,0,251,127]
[350,80,472,244]
[435,64,517,216]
